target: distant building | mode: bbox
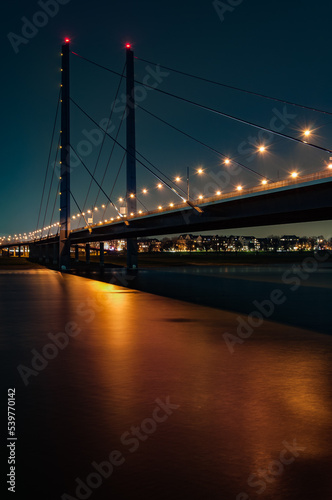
[239,236,259,251]
[137,238,161,252]
[280,235,299,251]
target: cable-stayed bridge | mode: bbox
[1,39,332,269]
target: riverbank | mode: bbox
[74,250,332,268]
[3,251,331,270]
[0,257,45,269]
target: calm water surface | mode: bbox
[1,268,332,499]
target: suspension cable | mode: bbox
[70,98,188,202]
[70,190,89,227]
[71,51,332,154]
[137,83,332,155]
[137,103,268,180]
[135,56,332,117]
[102,150,126,220]
[80,63,126,221]
[47,179,60,238]
[36,90,60,232]
[94,107,127,208]
[41,135,61,233]
[70,144,122,216]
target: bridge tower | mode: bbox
[126,44,138,269]
[59,38,71,269]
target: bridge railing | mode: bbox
[4,168,332,244]
[193,168,332,207]
[69,168,332,233]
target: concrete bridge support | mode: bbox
[75,245,79,263]
[100,242,104,269]
[29,244,39,261]
[45,245,50,264]
[86,243,90,265]
[53,243,59,267]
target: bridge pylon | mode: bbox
[59,38,71,269]
[126,44,138,269]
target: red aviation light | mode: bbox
[65,38,70,43]
[125,43,131,49]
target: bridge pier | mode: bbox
[85,243,90,265]
[53,243,59,266]
[29,244,34,260]
[127,239,138,269]
[100,242,104,269]
[29,244,38,261]
[38,245,44,263]
[75,245,79,263]
[45,245,50,265]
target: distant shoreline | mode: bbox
[1,251,331,270]
[0,257,44,269]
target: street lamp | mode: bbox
[186,167,204,201]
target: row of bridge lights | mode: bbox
[58,122,325,215]
[2,149,319,239]
[69,160,329,226]
[1,223,60,242]
[68,148,332,226]
[4,130,331,240]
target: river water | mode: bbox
[1,267,332,499]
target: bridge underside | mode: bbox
[68,178,332,244]
[2,178,332,252]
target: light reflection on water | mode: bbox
[1,270,332,499]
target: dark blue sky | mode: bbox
[2,0,332,238]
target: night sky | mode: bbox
[2,0,332,238]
